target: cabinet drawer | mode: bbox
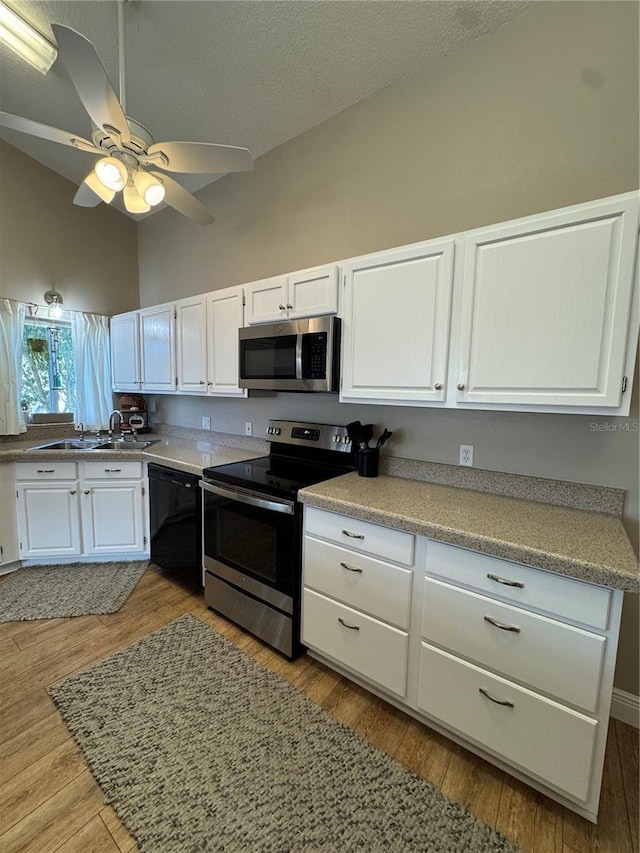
[422,577,606,712]
[426,540,610,630]
[303,589,408,697]
[304,535,412,628]
[82,461,142,480]
[418,643,598,802]
[305,506,414,566]
[16,461,77,481]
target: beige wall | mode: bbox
[0,140,139,316]
[140,1,639,693]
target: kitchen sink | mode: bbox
[33,438,161,451]
[33,439,98,450]
[91,439,161,450]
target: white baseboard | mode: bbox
[611,688,640,728]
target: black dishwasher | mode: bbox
[148,463,202,588]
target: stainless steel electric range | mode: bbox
[201,420,355,659]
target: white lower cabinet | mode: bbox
[16,460,147,560]
[0,463,19,566]
[302,506,623,823]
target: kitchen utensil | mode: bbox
[376,428,393,449]
[360,424,374,448]
[346,421,364,445]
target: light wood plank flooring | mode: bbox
[0,565,637,853]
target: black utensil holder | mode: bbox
[356,447,379,478]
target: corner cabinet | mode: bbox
[175,286,247,397]
[454,194,639,410]
[340,239,454,404]
[244,264,339,324]
[302,505,624,824]
[15,460,148,561]
[111,311,142,392]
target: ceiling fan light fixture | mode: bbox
[0,0,57,74]
[95,156,127,191]
[134,169,165,207]
[123,183,151,214]
[84,169,115,204]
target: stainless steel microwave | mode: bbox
[239,316,340,392]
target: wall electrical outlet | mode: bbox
[245,421,253,436]
[201,416,211,430]
[459,444,474,467]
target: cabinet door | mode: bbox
[140,304,176,392]
[456,194,639,409]
[340,239,455,404]
[287,265,339,319]
[206,286,247,396]
[176,295,207,393]
[82,482,145,554]
[17,484,81,558]
[110,312,141,391]
[0,464,18,566]
[244,276,288,324]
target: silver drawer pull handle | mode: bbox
[484,615,521,633]
[342,529,364,539]
[37,469,56,474]
[340,561,363,573]
[479,687,514,708]
[104,469,122,473]
[487,573,524,589]
[338,618,360,631]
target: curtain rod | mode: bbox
[1,295,112,319]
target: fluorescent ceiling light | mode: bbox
[0,1,57,74]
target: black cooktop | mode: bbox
[203,451,355,500]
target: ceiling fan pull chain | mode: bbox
[118,0,127,115]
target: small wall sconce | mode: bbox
[44,288,63,318]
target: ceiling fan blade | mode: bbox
[144,141,253,175]
[0,111,98,153]
[151,172,214,225]
[74,181,102,208]
[51,23,130,144]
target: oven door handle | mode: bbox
[200,480,295,515]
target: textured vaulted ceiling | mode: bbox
[0,0,531,214]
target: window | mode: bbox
[21,319,76,418]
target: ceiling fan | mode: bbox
[0,3,253,224]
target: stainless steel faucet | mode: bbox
[108,410,122,439]
[76,422,85,440]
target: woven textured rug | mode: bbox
[0,560,148,622]
[50,614,519,853]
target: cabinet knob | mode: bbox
[207,381,213,386]
[69,490,76,495]
[286,304,293,310]
[199,380,205,385]
[278,304,286,310]
[434,383,442,391]
[83,489,91,495]
[457,383,465,391]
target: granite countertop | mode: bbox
[0,435,264,475]
[299,472,640,593]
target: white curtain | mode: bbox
[72,312,112,430]
[0,299,26,435]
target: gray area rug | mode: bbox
[50,614,519,853]
[0,560,148,622]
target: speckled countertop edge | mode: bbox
[299,473,639,594]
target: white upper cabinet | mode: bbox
[454,193,639,412]
[340,240,455,405]
[175,287,246,397]
[245,265,338,324]
[176,295,207,393]
[111,311,141,391]
[139,303,176,393]
[206,286,246,396]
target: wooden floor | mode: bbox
[0,565,637,853]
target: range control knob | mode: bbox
[273,427,281,436]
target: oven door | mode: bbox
[201,479,297,614]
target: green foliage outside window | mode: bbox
[21,322,77,417]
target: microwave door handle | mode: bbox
[295,334,303,380]
[200,480,295,515]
